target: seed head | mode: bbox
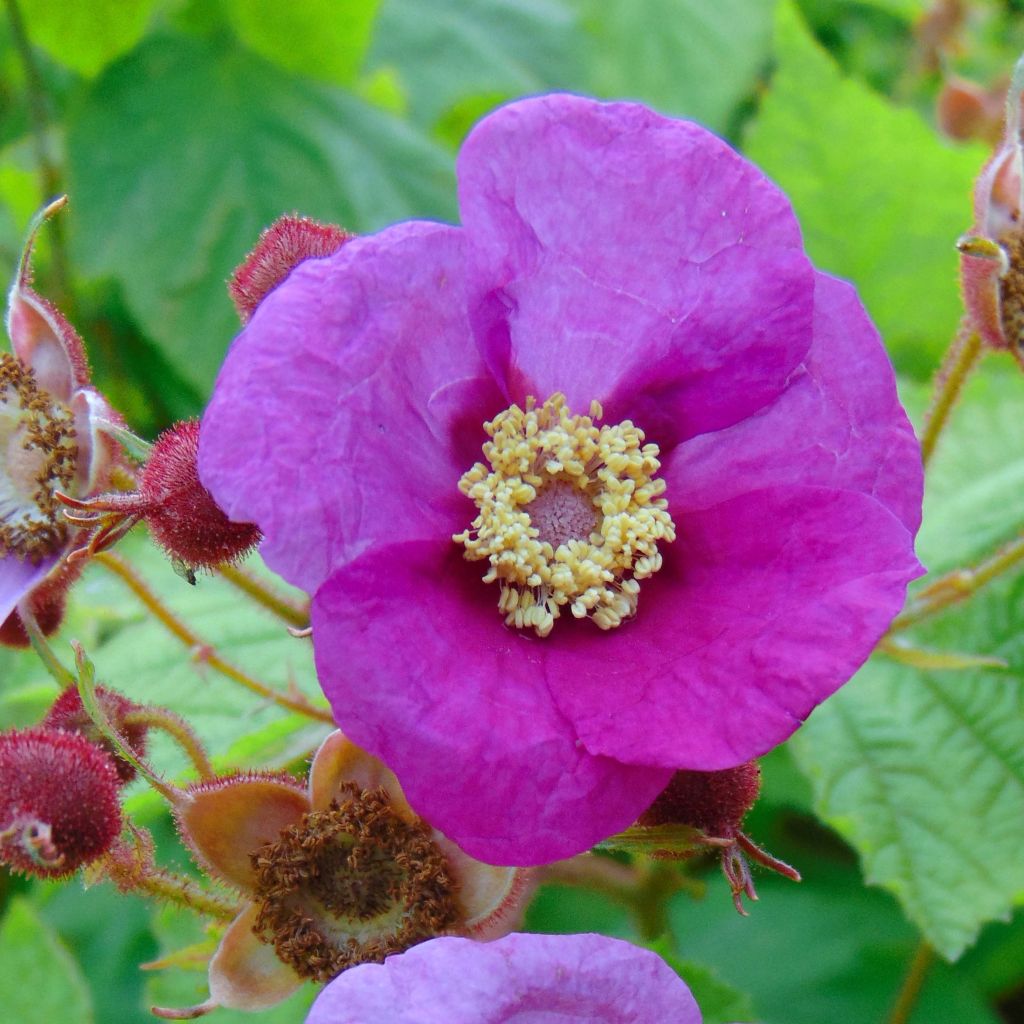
[639,761,761,839]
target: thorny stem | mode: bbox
[889,531,1024,632]
[100,832,238,923]
[2,0,71,308]
[93,551,334,724]
[215,562,309,629]
[124,864,238,923]
[123,707,215,779]
[919,323,982,468]
[886,941,934,1024]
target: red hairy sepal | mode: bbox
[42,685,148,784]
[228,215,351,323]
[0,727,122,878]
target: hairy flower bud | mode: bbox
[42,684,148,784]
[229,215,352,323]
[139,420,261,570]
[61,419,261,572]
[0,727,122,878]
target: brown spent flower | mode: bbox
[153,730,533,1018]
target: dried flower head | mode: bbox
[154,731,531,1018]
[958,54,1024,358]
[1,197,123,645]
[0,727,122,878]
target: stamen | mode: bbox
[454,393,675,637]
[250,784,460,982]
[0,353,77,560]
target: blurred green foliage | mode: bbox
[3,0,1024,1022]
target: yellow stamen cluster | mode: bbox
[0,353,77,560]
[454,393,675,637]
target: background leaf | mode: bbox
[223,0,381,86]
[578,0,774,133]
[746,1,985,378]
[791,581,1024,960]
[65,34,456,393]
[17,0,157,78]
[367,0,581,132]
[0,897,94,1024]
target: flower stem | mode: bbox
[123,707,215,779]
[21,610,76,689]
[99,831,238,923]
[919,323,982,468]
[889,531,1024,632]
[214,562,309,629]
[93,551,334,724]
[2,0,70,307]
[887,941,934,1024]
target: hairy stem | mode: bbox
[93,551,334,724]
[889,531,1024,631]
[919,323,982,468]
[123,707,215,779]
[887,941,934,1024]
[215,562,309,629]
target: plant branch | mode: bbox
[215,562,309,629]
[886,941,934,1024]
[919,323,982,468]
[93,551,334,724]
[889,531,1024,632]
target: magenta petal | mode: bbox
[546,486,921,769]
[310,540,671,865]
[306,933,702,1024]
[668,272,923,533]
[458,93,813,430]
[200,221,501,594]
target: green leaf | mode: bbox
[0,897,94,1024]
[65,35,456,392]
[368,0,581,133]
[646,938,757,1024]
[19,0,157,78]
[672,866,1002,1024]
[223,0,380,85]
[791,581,1024,960]
[746,1,986,378]
[578,0,775,133]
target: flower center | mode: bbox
[0,353,76,561]
[1000,230,1024,349]
[454,393,675,637]
[249,784,460,982]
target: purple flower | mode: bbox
[305,933,702,1024]
[200,95,923,866]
